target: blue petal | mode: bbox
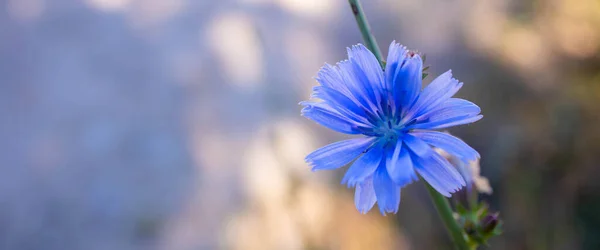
[300,102,363,134]
[417,98,481,122]
[354,175,377,214]
[391,56,422,115]
[408,114,483,130]
[342,141,384,187]
[348,44,385,99]
[384,42,424,117]
[373,165,401,215]
[410,131,480,161]
[350,61,382,112]
[406,70,462,121]
[311,86,372,126]
[402,133,433,158]
[306,137,377,171]
[413,150,466,197]
[385,140,418,186]
[338,60,379,113]
[384,41,408,91]
[316,63,352,97]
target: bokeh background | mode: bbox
[1,0,600,249]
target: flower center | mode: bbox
[372,114,404,140]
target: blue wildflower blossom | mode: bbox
[301,42,482,215]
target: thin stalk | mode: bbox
[347,0,384,67]
[425,182,472,250]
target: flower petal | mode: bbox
[316,64,369,115]
[306,137,377,171]
[408,114,483,130]
[354,175,377,214]
[373,166,401,215]
[342,141,384,187]
[410,131,479,160]
[384,42,424,117]
[416,98,481,122]
[348,44,385,98]
[384,41,408,91]
[392,56,423,115]
[385,140,418,186]
[311,86,372,126]
[413,150,465,197]
[316,63,352,97]
[338,60,379,113]
[406,70,462,120]
[402,133,433,158]
[300,102,363,134]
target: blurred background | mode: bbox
[1,0,599,249]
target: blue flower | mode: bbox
[301,42,482,215]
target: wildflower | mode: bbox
[301,42,482,214]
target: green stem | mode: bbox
[425,182,472,250]
[346,1,470,249]
[347,0,384,67]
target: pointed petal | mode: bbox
[373,166,401,215]
[384,41,408,91]
[407,70,462,120]
[402,133,433,158]
[300,102,363,134]
[306,137,377,171]
[337,60,375,110]
[408,114,483,130]
[419,98,481,122]
[316,63,352,97]
[410,131,480,161]
[384,42,424,116]
[348,44,385,97]
[315,64,368,114]
[386,140,418,186]
[311,86,372,126]
[354,175,377,214]
[392,54,423,114]
[413,150,466,197]
[342,142,384,187]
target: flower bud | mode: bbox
[480,213,499,234]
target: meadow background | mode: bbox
[1,0,600,249]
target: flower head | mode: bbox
[301,42,482,214]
